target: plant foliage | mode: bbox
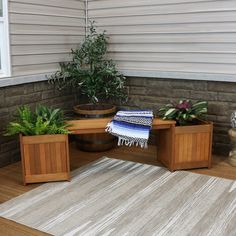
[48,22,127,104]
[5,105,70,136]
[158,100,208,126]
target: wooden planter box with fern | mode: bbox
[20,134,70,185]
[6,105,70,185]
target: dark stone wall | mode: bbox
[0,81,78,167]
[125,77,234,156]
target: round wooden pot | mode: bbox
[73,104,117,152]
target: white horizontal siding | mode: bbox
[88,0,236,80]
[9,0,85,77]
[9,2,84,18]
[89,1,236,17]
[12,64,60,76]
[11,35,84,45]
[11,0,85,10]
[11,45,79,55]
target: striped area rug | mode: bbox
[0,157,236,236]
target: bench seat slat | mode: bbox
[67,118,175,134]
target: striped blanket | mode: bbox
[106,110,153,148]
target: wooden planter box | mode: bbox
[20,134,70,185]
[157,120,213,171]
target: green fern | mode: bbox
[5,105,70,136]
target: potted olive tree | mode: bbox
[49,23,127,151]
[157,100,213,171]
[5,105,70,185]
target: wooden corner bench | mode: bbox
[67,118,212,172]
[67,118,177,171]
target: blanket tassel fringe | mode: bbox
[117,137,148,149]
[106,123,148,149]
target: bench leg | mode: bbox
[156,125,175,171]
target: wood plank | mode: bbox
[174,161,209,170]
[175,122,211,134]
[60,143,68,173]
[49,143,56,173]
[45,143,51,174]
[39,144,46,174]
[0,217,51,236]
[25,173,69,183]
[34,145,41,174]
[23,144,31,176]
[22,134,67,145]
[55,143,62,172]
[67,118,176,134]
[30,144,37,175]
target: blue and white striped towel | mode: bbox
[106,110,153,148]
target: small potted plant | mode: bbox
[49,22,127,151]
[157,100,213,171]
[5,105,71,185]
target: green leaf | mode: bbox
[164,108,178,117]
[5,105,70,136]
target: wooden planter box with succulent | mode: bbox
[157,100,213,171]
[49,22,127,152]
[5,105,70,185]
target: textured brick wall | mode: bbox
[125,77,234,156]
[0,81,78,167]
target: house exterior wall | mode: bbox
[9,0,85,78]
[0,0,85,167]
[88,0,236,81]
